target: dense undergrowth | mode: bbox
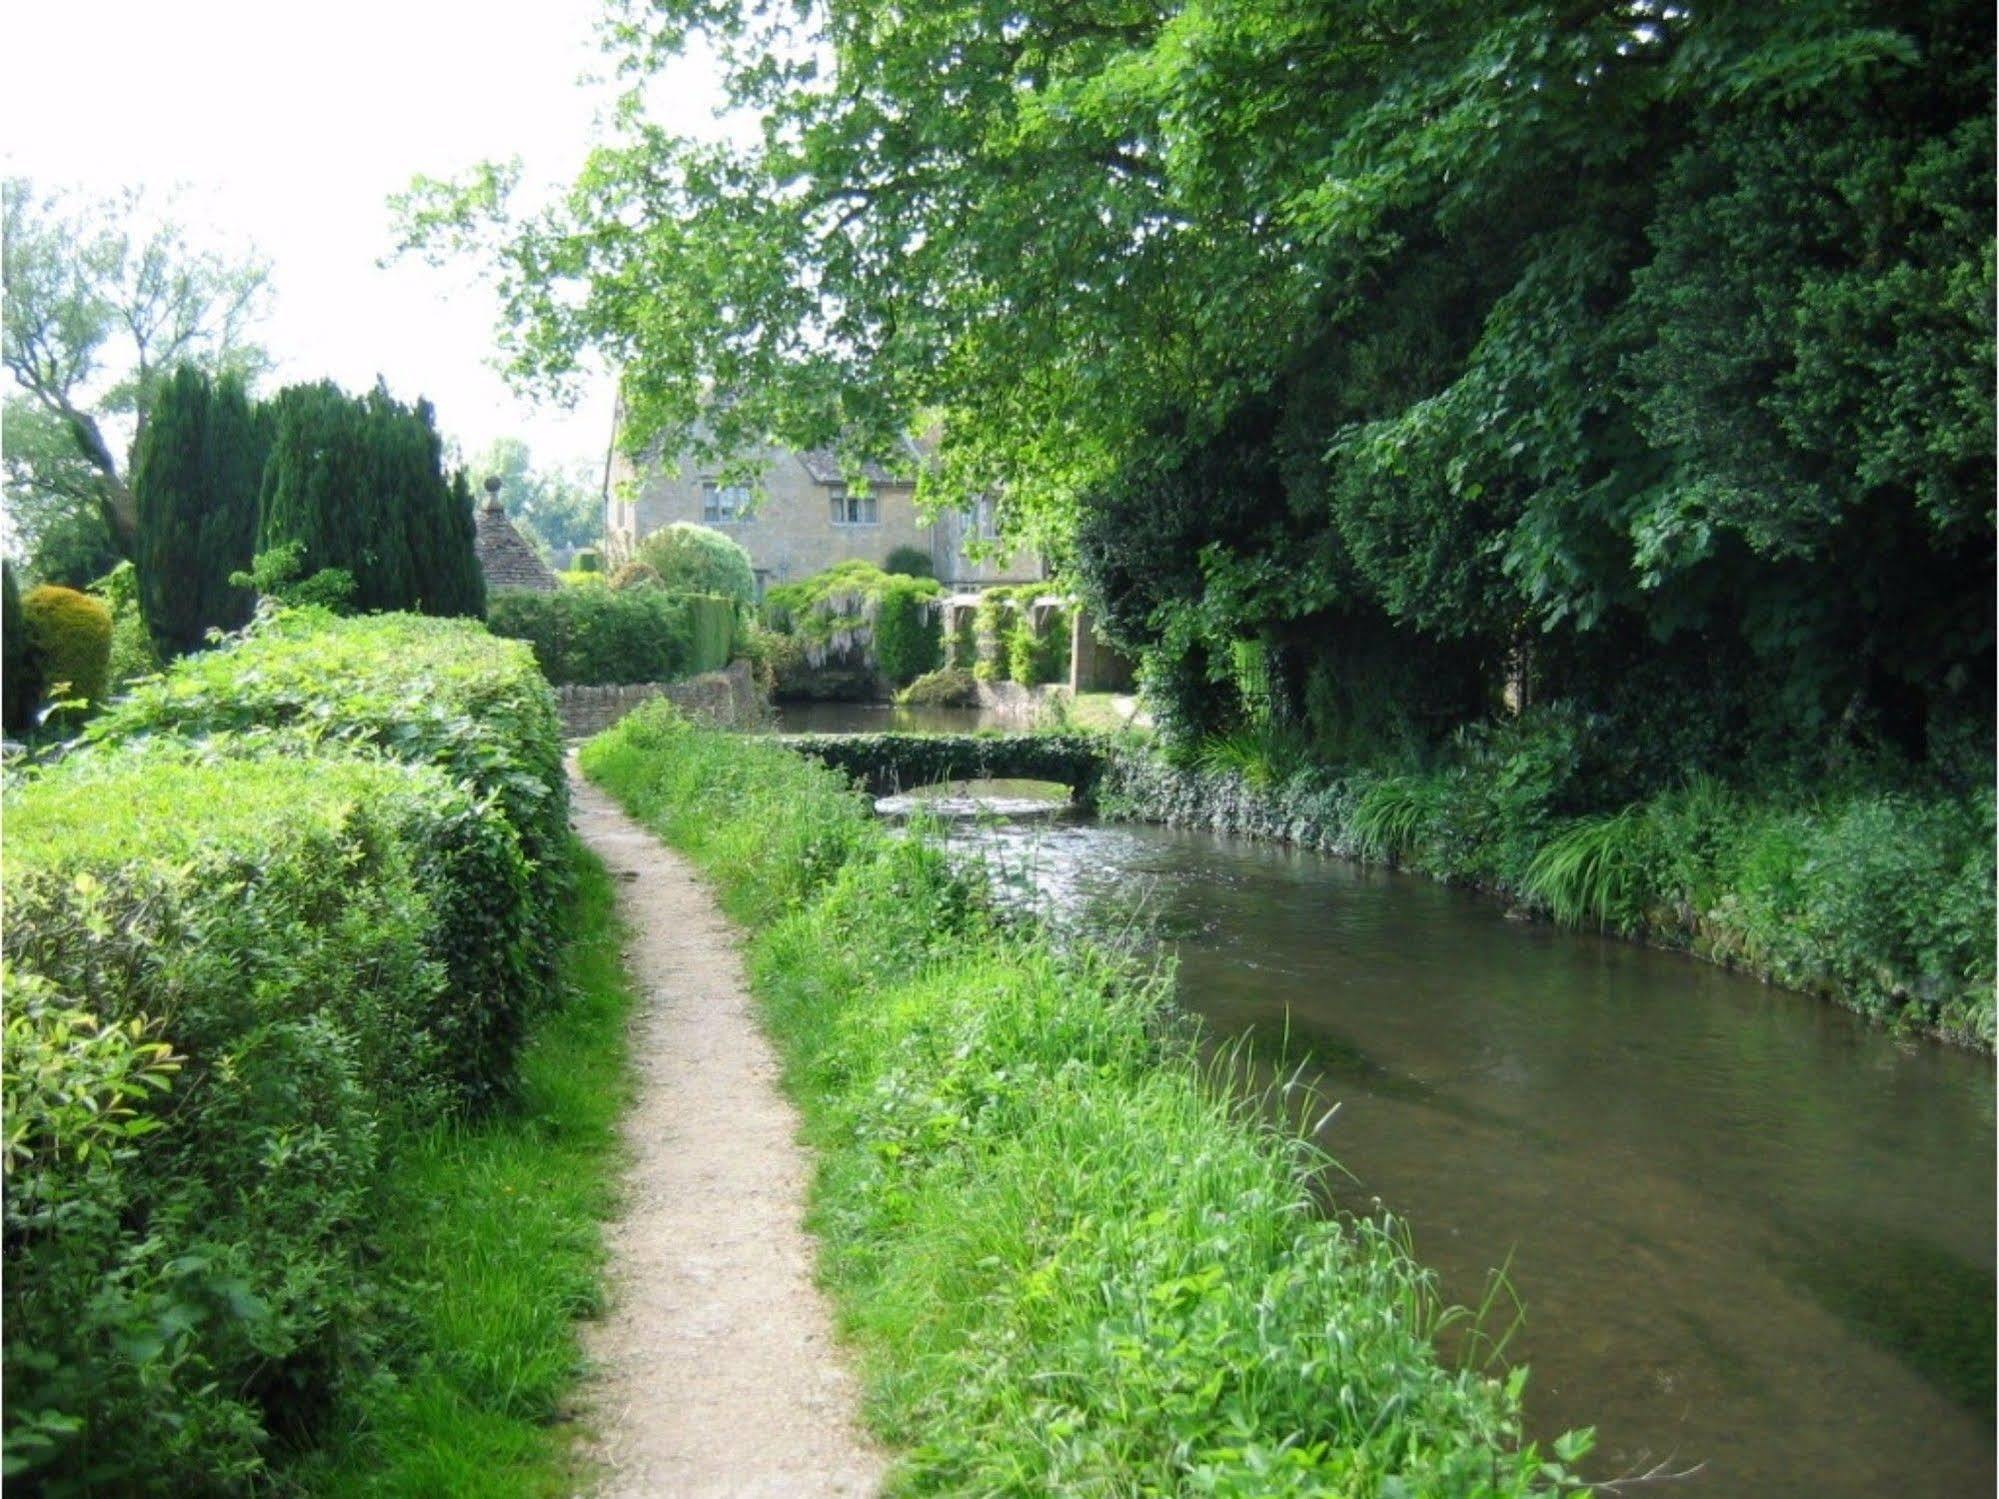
[1,608,592,1492]
[1107,711,1996,1047]
[581,701,1588,1496]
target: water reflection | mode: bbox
[944,812,1996,1498]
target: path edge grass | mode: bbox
[294,841,635,1497]
[581,701,1589,1496]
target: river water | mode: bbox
[892,786,1995,1497]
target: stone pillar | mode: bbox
[1069,606,1135,693]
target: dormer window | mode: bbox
[702,482,751,523]
[829,486,879,526]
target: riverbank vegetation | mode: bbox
[762,558,944,693]
[581,702,1588,1494]
[406,0,1993,1045]
[1,609,617,1491]
[1101,737,1996,1045]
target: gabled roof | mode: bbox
[795,442,921,487]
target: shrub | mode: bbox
[229,541,358,613]
[897,667,979,707]
[487,587,737,685]
[765,561,942,687]
[21,584,111,709]
[608,559,663,591]
[873,575,942,684]
[573,546,603,573]
[2,746,530,1491]
[90,561,162,695]
[4,561,44,732]
[635,522,756,606]
[883,543,935,578]
[86,612,568,1014]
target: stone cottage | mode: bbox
[604,423,1045,596]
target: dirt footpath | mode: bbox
[570,768,883,1498]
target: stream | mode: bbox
[883,780,1996,1497]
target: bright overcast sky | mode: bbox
[4,0,724,480]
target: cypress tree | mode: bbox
[132,366,268,658]
[259,379,482,617]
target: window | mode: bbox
[701,482,751,523]
[828,486,879,526]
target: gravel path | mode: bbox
[571,768,883,1498]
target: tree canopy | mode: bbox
[401,0,1993,769]
[3,179,272,558]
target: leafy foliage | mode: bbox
[130,365,267,656]
[3,611,571,1491]
[398,0,1991,791]
[2,177,271,555]
[228,541,358,612]
[487,585,737,685]
[882,543,935,579]
[765,560,942,688]
[88,611,569,1009]
[88,560,161,696]
[257,380,484,618]
[20,583,111,708]
[896,667,978,707]
[633,521,756,606]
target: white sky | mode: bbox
[4,0,726,481]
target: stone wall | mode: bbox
[973,679,1066,728]
[556,659,766,738]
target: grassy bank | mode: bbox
[581,701,1587,1496]
[1102,726,1996,1048]
[295,845,634,1496]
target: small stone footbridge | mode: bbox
[775,732,1111,806]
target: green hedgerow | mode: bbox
[2,750,511,1491]
[488,586,737,685]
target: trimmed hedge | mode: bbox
[2,747,530,1491]
[21,584,112,708]
[487,586,738,686]
[86,611,568,1014]
[4,611,567,1491]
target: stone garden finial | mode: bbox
[483,474,505,511]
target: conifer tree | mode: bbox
[131,366,268,657]
[258,379,482,617]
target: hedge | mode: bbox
[86,611,568,1014]
[487,586,738,686]
[2,746,530,1492]
[21,584,112,709]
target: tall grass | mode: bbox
[293,846,635,1497]
[581,701,1587,1495]
[1522,805,1659,932]
[1349,773,1448,865]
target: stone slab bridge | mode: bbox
[774,732,1111,805]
